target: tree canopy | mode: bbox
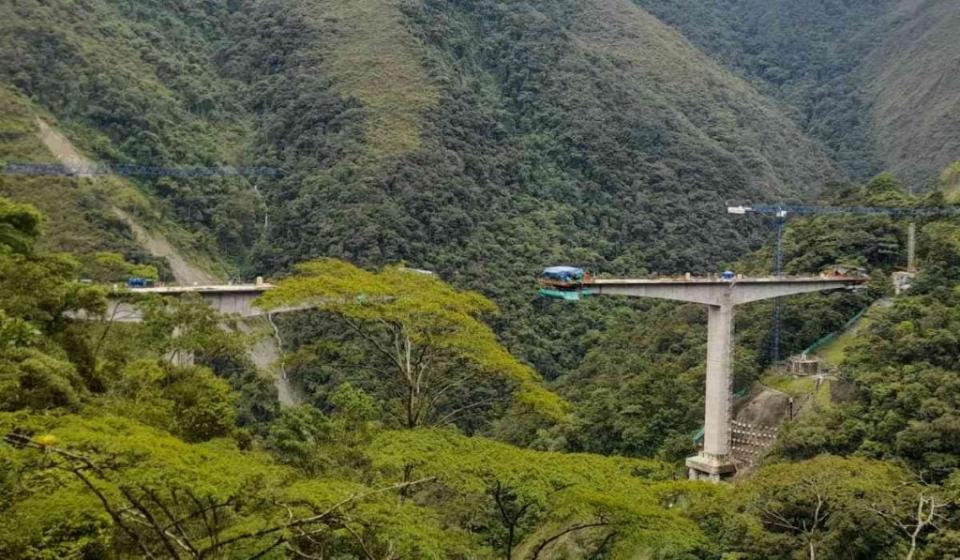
[260,259,568,428]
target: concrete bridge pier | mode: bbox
[686,302,736,481]
[166,326,195,368]
[581,275,866,482]
[99,283,308,405]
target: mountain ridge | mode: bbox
[864,0,960,187]
[632,0,960,188]
[3,0,843,272]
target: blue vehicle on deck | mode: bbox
[538,266,594,301]
[126,277,154,288]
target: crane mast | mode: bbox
[728,203,960,362]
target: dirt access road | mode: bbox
[35,118,219,285]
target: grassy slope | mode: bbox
[0,0,441,261]
[297,0,439,156]
[864,0,960,188]
[758,300,886,414]
[942,161,960,200]
[761,375,810,399]
[816,313,874,366]
[761,374,832,409]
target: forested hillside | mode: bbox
[2,195,959,558]
[0,87,223,282]
[1,0,262,262]
[633,0,960,188]
[633,0,891,180]
[3,1,960,558]
[863,0,960,187]
[1,0,847,381]
[2,0,837,275]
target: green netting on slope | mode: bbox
[802,306,870,356]
[692,427,705,443]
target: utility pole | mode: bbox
[771,208,787,362]
[907,221,917,273]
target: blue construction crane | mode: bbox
[728,203,960,361]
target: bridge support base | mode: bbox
[685,453,736,482]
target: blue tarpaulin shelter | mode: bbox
[541,266,585,282]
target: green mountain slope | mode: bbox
[4,5,960,557]
[228,0,844,375]
[1,0,846,376]
[632,0,892,181]
[243,0,840,274]
[0,88,124,256]
[0,0,262,262]
[632,0,960,188]
[2,0,839,268]
[864,0,960,188]
[0,87,223,282]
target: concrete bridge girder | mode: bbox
[103,286,295,321]
[590,279,863,306]
[99,278,864,480]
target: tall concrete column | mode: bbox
[166,326,195,367]
[686,302,737,481]
[703,303,734,457]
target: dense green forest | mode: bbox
[0,0,850,380]
[2,0,960,558]
[632,0,892,180]
[632,0,960,188]
[2,194,960,558]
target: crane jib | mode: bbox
[745,205,960,217]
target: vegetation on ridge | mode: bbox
[634,0,960,188]
[2,1,960,558]
[0,193,954,558]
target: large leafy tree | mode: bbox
[0,197,108,407]
[0,197,41,255]
[368,428,712,560]
[259,259,567,428]
[0,415,470,559]
[709,456,953,560]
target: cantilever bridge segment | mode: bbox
[582,276,866,482]
[103,283,277,322]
